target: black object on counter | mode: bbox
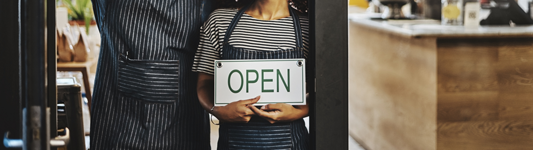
[480,0,533,25]
[410,0,418,14]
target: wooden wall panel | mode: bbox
[350,21,533,150]
[438,120,533,150]
[437,92,499,122]
[349,23,437,150]
[437,38,533,150]
[437,40,500,123]
[498,93,533,120]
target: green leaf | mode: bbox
[77,0,85,15]
[84,4,93,34]
[85,16,90,34]
[61,0,93,21]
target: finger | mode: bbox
[249,105,274,118]
[242,116,252,123]
[240,95,261,105]
[249,105,268,116]
[243,106,256,116]
[261,103,287,110]
[260,104,268,110]
[249,106,279,124]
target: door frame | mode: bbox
[309,0,349,149]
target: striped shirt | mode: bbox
[192,8,310,75]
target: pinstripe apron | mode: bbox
[90,0,212,149]
[217,5,310,150]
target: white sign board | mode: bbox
[214,59,306,106]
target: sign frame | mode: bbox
[214,59,306,106]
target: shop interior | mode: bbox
[2,0,533,149]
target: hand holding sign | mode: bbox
[248,103,309,124]
[213,96,260,123]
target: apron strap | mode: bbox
[289,7,303,48]
[223,4,303,48]
[222,4,251,45]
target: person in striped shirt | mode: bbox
[193,0,311,149]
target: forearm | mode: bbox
[284,104,308,121]
[294,104,309,118]
[290,93,311,119]
[196,73,215,113]
[283,94,310,121]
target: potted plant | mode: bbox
[60,0,94,34]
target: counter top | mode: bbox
[349,13,533,38]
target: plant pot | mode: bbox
[68,20,96,26]
[67,20,101,61]
[69,20,96,35]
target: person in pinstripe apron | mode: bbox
[90,0,214,149]
[193,0,310,149]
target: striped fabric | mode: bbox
[192,8,310,75]
[221,121,293,149]
[222,47,306,59]
[218,118,309,150]
[117,55,180,103]
[90,0,211,149]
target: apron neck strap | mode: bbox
[223,4,303,48]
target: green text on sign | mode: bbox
[228,69,290,93]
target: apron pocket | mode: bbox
[118,55,180,103]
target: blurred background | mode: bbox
[348,0,533,149]
[2,0,533,149]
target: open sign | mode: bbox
[214,59,306,106]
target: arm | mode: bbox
[197,72,259,123]
[196,72,215,112]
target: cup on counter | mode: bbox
[441,0,464,25]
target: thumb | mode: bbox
[240,96,261,105]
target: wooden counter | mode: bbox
[349,15,533,150]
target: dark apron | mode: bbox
[90,0,211,149]
[217,5,309,150]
